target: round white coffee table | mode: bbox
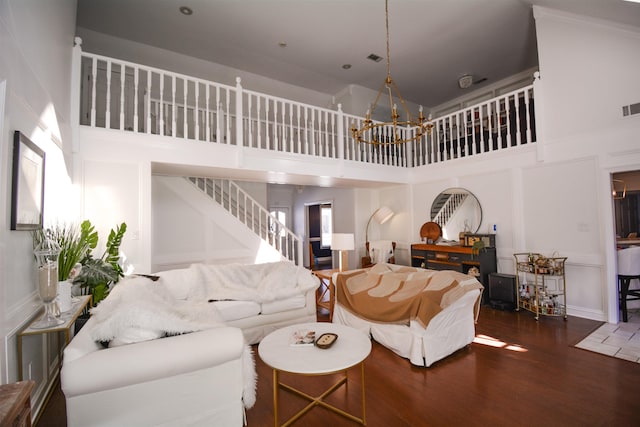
[258,322,371,427]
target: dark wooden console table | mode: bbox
[411,243,497,302]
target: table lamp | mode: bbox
[331,233,355,272]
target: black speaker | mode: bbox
[488,273,517,310]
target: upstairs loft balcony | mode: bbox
[74,43,537,170]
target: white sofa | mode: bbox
[61,261,319,426]
[332,265,483,367]
[62,321,249,426]
[155,261,320,344]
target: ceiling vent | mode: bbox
[367,54,383,63]
[458,75,488,89]
[622,102,640,117]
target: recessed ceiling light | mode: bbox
[278,42,287,48]
[179,6,193,15]
[342,64,352,70]
[367,54,383,63]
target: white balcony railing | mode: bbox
[73,39,536,168]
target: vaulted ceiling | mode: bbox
[76,0,640,109]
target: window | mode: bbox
[320,204,332,247]
[307,202,332,248]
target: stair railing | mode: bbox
[433,193,467,229]
[187,177,301,265]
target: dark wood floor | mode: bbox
[37,307,640,426]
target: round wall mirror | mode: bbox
[430,188,482,241]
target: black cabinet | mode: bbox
[411,243,497,303]
[487,273,517,310]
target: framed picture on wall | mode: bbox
[11,131,45,230]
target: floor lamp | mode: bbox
[365,206,394,243]
[332,233,354,272]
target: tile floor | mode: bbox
[575,308,640,363]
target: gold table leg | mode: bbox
[361,360,366,425]
[273,369,279,427]
[272,362,366,426]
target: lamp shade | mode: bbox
[373,206,394,225]
[331,233,355,251]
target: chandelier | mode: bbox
[351,0,434,146]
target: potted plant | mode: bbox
[33,220,127,306]
[471,240,485,258]
[73,221,127,305]
[33,220,97,283]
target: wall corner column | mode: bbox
[70,37,83,154]
[532,72,546,163]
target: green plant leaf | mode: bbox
[92,283,109,305]
[74,257,119,289]
[471,240,485,256]
[103,222,126,278]
[79,220,99,255]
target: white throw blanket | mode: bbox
[369,240,394,264]
[90,276,225,345]
[185,261,319,303]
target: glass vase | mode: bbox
[32,231,64,329]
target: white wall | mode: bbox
[0,0,77,417]
[238,181,268,208]
[532,6,640,322]
[534,8,640,143]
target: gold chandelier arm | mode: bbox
[388,78,414,123]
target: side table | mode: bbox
[18,295,92,380]
[0,381,35,427]
[313,269,339,321]
[258,322,371,427]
